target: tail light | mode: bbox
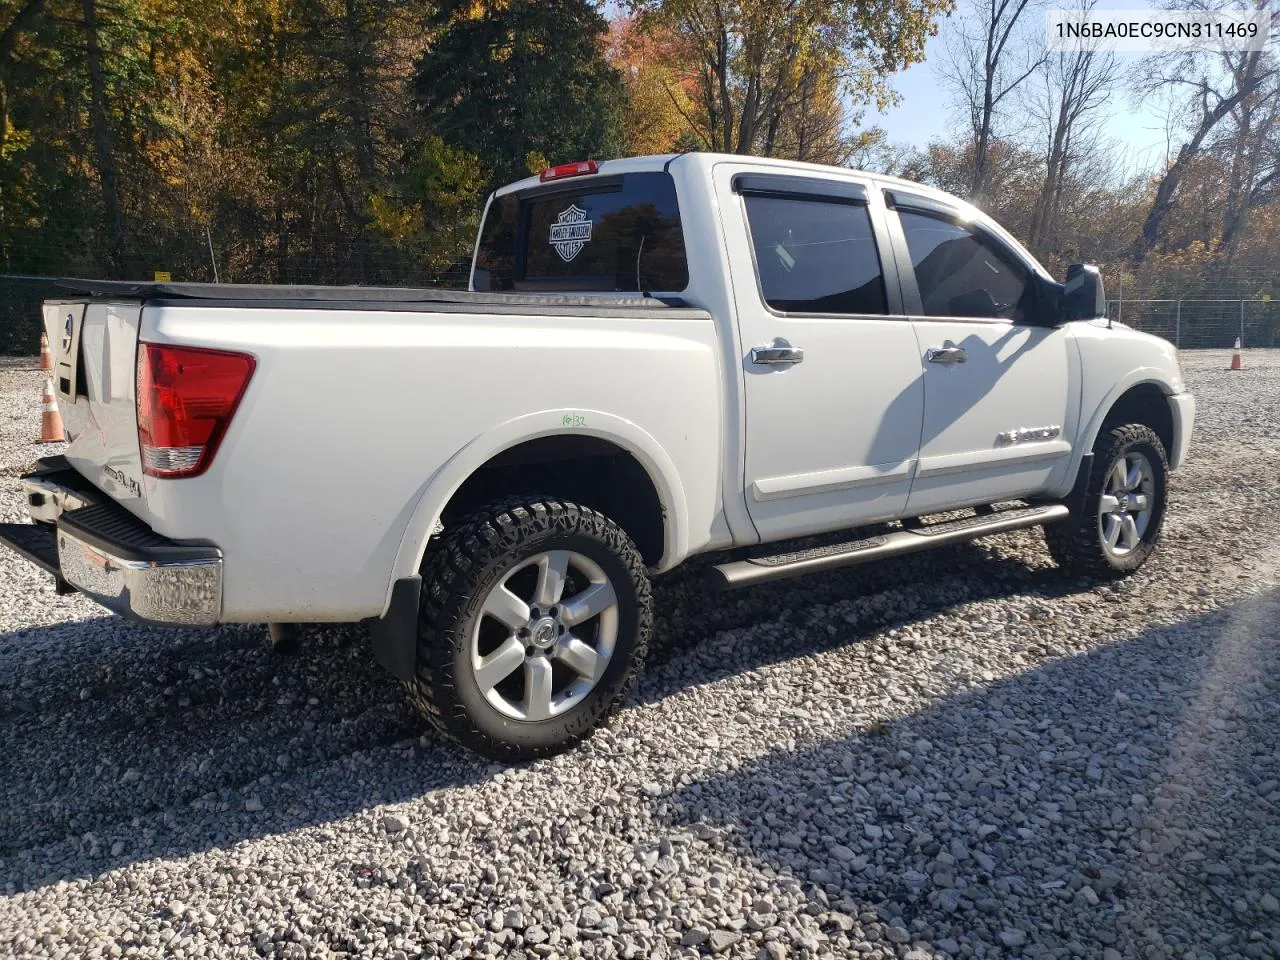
[136,343,255,478]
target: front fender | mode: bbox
[383,409,691,611]
[1062,368,1183,494]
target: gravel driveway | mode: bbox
[1,350,1277,960]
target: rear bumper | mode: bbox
[0,462,222,626]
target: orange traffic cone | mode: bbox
[39,331,53,371]
[37,378,64,443]
[1230,338,1242,371]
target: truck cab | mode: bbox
[476,153,1191,550]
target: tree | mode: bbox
[1130,0,1277,261]
[1023,0,1118,254]
[609,14,699,155]
[0,0,46,151]
[626,0,951,158]
[366,134,486,278]
[415,0,627,187]
[1215,61,1279,262]
[942,0,1048,202]
[80,0,125,273]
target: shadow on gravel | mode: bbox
[641,535,1090,700]
[660,588,1280,958]
[0,616,497,892]
[0,533,1157,893]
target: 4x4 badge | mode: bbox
[548,204,592,263]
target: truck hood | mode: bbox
[1079,318,1186,394]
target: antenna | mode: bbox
[206,224,220,284]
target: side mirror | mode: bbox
[1060,263,1105,322]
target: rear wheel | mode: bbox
[1045,423,1169,576]
[407,498,652,761]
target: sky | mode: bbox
[864,0,1177,176]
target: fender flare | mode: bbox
[383,409,690,609]
[1065,368,1181,486]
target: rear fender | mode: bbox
[383,409,688,613]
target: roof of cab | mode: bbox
[493,152,1050,279]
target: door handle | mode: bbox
[751,338,804,366]
[926,344,967,364]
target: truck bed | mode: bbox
[50,278,686,311]
[38,278,720,622]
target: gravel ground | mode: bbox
[1,349,1278,960]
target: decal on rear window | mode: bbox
[549,204,593,262]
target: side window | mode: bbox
[897,210,1030,321]
[742,194,887,315]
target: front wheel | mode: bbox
[407,498,652,761]
[1045,423,1170,576]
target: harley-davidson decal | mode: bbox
[548,204,592,262]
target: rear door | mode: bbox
[715,167,926,542]
[884,193,1077,516]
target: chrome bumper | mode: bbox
[57,526,223,626]
[1,459,223,627]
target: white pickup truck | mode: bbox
[2,153,1194,759]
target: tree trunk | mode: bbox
[1028,95,1070,251]
[1132,61,1264,262]
[717,26,733,152]
[344,0,376,184]
[81,0,126,276]
[0,0,47,148]
[972,79,994,200]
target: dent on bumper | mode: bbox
[1168,392,1196,470]
[58,527,223,626]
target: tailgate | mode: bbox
[42,300,149,510]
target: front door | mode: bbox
[717,168,926,542]
[888,202,1077,516]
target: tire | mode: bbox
[406,497,653,761]
[1045,423,1169,577]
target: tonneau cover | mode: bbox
[51,278,682,309]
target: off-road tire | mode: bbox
[1045,423,1169,577]
[406,497,652,761]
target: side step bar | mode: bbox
[708,503,1070,590]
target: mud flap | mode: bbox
[369,576,421,682]
[1065,453,1095,516]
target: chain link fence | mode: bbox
[1107,298,1280,349]
[4,241,1277,354]
[0,220,475,354]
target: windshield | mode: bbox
[473,171,688,294]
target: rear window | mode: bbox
[473,172,688,293]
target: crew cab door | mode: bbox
[717,167,926,542]
[884,192,1079,516]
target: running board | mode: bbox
[708,503,1070,590]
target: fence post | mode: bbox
[1174,300,1181,348]
[1239,299,1245,349]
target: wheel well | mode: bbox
[1100,383,1173,455]
[439,436,667,566]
